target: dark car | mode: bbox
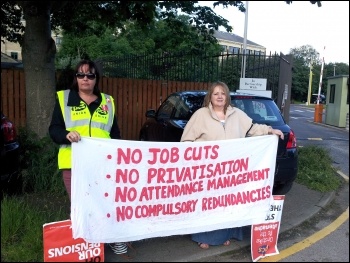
[139,91,298,195]
[1,112,21,197]
[312,94,326,104]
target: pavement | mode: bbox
[104,182,335,262]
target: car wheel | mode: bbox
[272,181,294,195]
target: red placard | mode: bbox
[251,195,285,262]
[43,219,104,262]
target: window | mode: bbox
[232,99,245,111]
[231,98,283,125]
[329,84,335,103]
[157,95,177,119]
[233,47,240,54]
[10,52,18,60]
[220,45,227,52]
[227,46,240,54]
[178,94,205,119]
[244,49,252,55]
[228,46,234,54]
[174,98,189,119]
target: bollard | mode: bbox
[314,104,323,123]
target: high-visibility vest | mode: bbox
[57,90,115,169]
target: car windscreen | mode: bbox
[173,94,205,120]
[231,97,285,125]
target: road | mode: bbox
[279,105,349,262]
[289,104,349,176]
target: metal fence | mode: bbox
[98,51,282,100]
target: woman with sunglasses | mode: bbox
[49,59,133,259]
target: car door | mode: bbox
[153,95,181,142]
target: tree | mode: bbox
[1,1,321,137]
[288,44,349,102]
[289,56,309,102]
[289,45,320,102]
[324,62,349,78]
[56,14,223,67]
[289,45,321,66]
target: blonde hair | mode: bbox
[203,81,232,113]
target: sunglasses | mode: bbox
[76,73,96,80]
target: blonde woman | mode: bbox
[181,81,284,249]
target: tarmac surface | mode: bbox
[104,183,335,262]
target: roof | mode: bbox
[1,52,23,69]
[213,30,265,48]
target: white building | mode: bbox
[214,30,266,56]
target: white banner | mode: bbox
[71,135,278,243]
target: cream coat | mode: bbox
[180,103,271,142]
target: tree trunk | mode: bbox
[21,2,56,138]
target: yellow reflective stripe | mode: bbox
[90,122,111,131]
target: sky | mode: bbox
[198,1,349,64]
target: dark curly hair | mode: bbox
[70,60,101,94]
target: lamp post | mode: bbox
[307,61,313,105]
[241,1,248,78]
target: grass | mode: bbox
[1,194,69,262]
[0,130,344,262]
[297,145,341,192]
[1,129,69,262]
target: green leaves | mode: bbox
[297,145,340,192]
